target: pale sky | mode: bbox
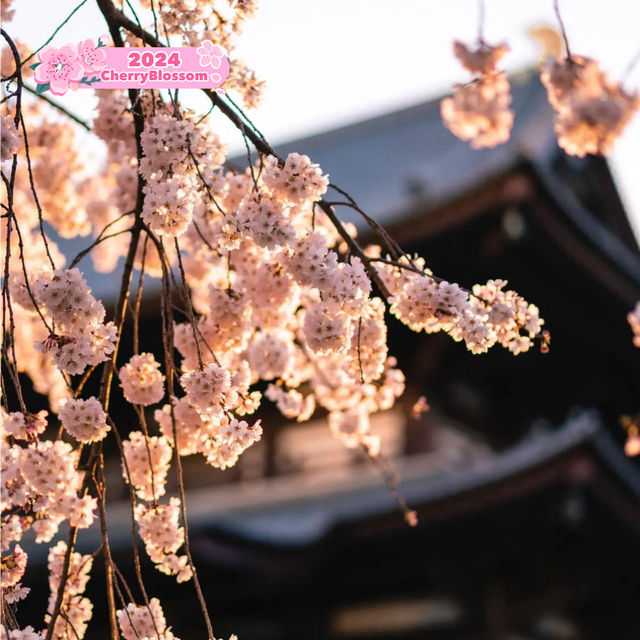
[7,0,640,237]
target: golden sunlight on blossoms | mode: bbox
[1,0,639,638]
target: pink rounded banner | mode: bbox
[81,42,229,90]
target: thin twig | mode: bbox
[477,0,485,43]
[22,84,92,131]
[22,0,90,66]
[554,0,572,59]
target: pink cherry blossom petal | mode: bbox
[58,44,78,60]
[68,61,85,82]
[33,64,51,84]
[49,76,70,95]
[37,46,56,64]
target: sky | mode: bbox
[6,0,640,237]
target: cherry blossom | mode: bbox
[0,2,593,637]
[1,409,48,441]
[77,38,107,75]
[196,40,225,69]
[45,541,93,640]
[122,431,173,501]
[541,55,639,156]
[33,44,85,95]
[119,353,166,406]
[117,598,177,640]
[441,40,514,149]
[58,397,110,443]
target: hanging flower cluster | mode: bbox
[134,498,192,582]
[541,55,639,156]
[117,598,176,640]
[58,397,110,443]
[1,408,97,618]
[442,18,638,155]
[441,40,514,149]
[31,268,118,375]
[1,114,19,160]
[44,541,94,639]
[119,353,166,405]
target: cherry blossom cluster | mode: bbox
[14,110,92,238]
[163,141,547,463]
[121,430,173,502]
[134,498,192,582]
[3,288,69,408]
[540,55,639,157]
[0,625,42,640]
[121,428,193,582]
[262,153,330,205]
[1,409,97,626]
[1,423,97,542]
[1,543,27,599]
[93,89,136,157]
[119,352,166,405]
[140,112,226,237]
[441,40,514,149]
[1,409,47,441]
[628,301,640,348]
[622,414,640,457]
[114,597,242,640]
[440,27,639,157]
[29,268,118,375]
[58,397,110,443]
[381,257,543,355]
[1,0,14,22]
[44,541,93,639]
[117,598,177,640]
[168,148,398,457]
[224,59,265,109]
[177,364,264,469]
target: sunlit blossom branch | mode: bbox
[106,415,164,637]
[93,0,398,300]
[151,228,216,638]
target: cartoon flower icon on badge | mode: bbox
[197,40,225,70]
[33,44,85,96]
[77,39,107,75]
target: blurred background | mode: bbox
[7,1,640,639]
